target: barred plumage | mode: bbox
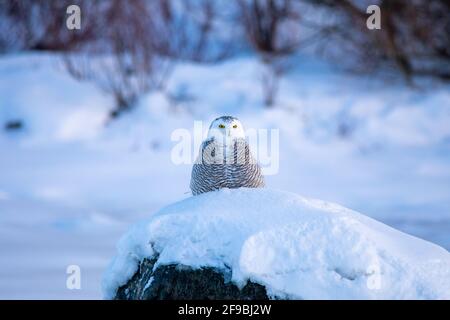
[190,117,264,196]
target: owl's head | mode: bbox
[207,116,245,143]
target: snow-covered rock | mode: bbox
[102,188,450,300]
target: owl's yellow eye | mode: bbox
[218,124,225,129]
[233,124,238,128]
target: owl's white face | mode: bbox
[207,116,245,143]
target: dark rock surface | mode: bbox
[115,256,269,300]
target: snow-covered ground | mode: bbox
[103,188,450,300]
[0,53,449,299]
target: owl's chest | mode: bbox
[210,145,236,164]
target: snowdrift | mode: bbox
[102,188,450,299]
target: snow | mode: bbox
[143,277,154,292]
[1,52,450,299]
[102,188,450,300]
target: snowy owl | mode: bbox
[190,116,265,195]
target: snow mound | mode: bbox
[102,188,450,299]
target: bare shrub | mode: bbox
[0,0,99,52]
[61,0,238,118]
[260,55,287,107]
[63,0,173,119]
[303,0,450,83]
[237,0,301,55]
[148,0,235,62]
[237,0,302,107]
